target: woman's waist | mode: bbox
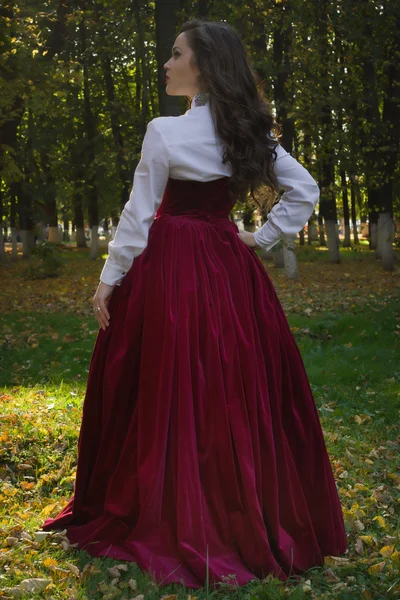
[155,207,231,222]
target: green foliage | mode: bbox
[0,0,399,258]
[24,241,64,279]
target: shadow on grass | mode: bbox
[0,312,97,388]
[1,300,399,431]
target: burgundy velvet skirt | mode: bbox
[42,178,347,589]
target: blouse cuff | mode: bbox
[253,220,282,251]
[99,261,126,287]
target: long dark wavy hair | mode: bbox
[180,19,281,209]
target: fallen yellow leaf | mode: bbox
[350,502,366,518]
[379,545,395,557]
[40,502,59,517]
[388,473,400,484]
[372,515,387,529]
[367,561,385,575]
[360,536,376,547]
[391,551,400,564]
[324,556,350,567]
[20,481,35,490]
[43,557,59,569]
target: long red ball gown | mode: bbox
[42,176,347,589]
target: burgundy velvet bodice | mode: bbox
[155,176,235,221]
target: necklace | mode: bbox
[193,92,209,106]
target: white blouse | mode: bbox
[100,97,319,287]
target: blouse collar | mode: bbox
[190,92,210,109]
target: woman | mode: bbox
[41,19,347,589]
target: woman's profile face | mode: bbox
[164,32,200,99]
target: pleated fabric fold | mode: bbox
[42,177,347,588]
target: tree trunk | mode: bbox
[307,219,313,245]
[103,217,109,240]
[111,211,118,238]
[155,0,181,116]
[42,173,59,234]
[350,175,359,244]
[303,133,315,247]
[20,231,29,257]
[48,227,61,243]
[0,188,6,263]
[318,142,338,258]
[325,221,340,263]
[11,228,18,259]
[318,214,326,246]
[274,248,285,268]
[284,239,298,279]
[0,229,5,263]
[319,155,338,261]
[273,0,295,154]
[370,222,378,253]
[378,28,400,269]
[100,20,131,209]
[368,187,379,251]
[10,193,18,260]
[91,226,99,260]
[272,1,298,276]
[316,0,338,261]
[250,1,272,99]
[134,0,150,137]
[74,191,86,248]
[341,170,351,247]
[80,16,99,259]
[17,181,34,258]
[41,162,60,244]
[335,23,351,249]
[76,228,86,247]
[63,217,69,241]
[360,14,387,257]
[378,213,394,271]
[0,5,26,258]
[198,0,208,18]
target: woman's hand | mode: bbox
[237,230,258,248]
[92,281,115,330]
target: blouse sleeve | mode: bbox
[100,119,170,287]
[253,144,319,250]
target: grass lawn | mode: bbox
[0,243,399,599]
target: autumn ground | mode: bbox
[0,243,400,600]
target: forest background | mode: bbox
[1,0,400,271]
